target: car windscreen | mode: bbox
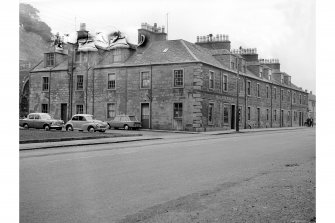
[40,114,53,120]
[129,116,138,121]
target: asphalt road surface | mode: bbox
[20,128,315,223]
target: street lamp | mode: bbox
[236,47,242,132]
[236,55,240,132]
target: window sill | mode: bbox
[107,89,116,91]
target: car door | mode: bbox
[71,116,80,129]
[79,116,88,130]
[34,114,43,129]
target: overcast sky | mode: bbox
[21,0,315,93]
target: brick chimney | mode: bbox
[195,34,231,51]
[138,22,167,48]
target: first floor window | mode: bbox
[247,107,251,121]
[140,71,151,88]
[274,87,277,100]
[41,104,48,113]
[257,83,260,97]
[174,69,184,87]
[267,109,269,121]
[274,110,277,121]
[281,89,284,101]
[266,86,269,98]
[42,77,49,91]
[247,81,251,95]
[77,75,84,90]
[76,104,83,114]
[299,94,302,104]
[107,103,116,119]
[173,103,183,118]
[108,73,116,90]
[208,103,214,124]
[223,75,228,92]
[209,71,214,89]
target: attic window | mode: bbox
[163,48,169,53]
[45,53,55,67]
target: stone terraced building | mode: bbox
[29,22,309,131]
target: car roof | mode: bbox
[73,114,93,116]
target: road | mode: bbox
[20,128,315,223]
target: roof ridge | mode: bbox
[180,39,199,62]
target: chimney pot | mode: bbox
[80,23,86,31]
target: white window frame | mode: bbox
[223,74,228,92]
[257,83,260,98]
[140,71,151,89]
[173,69,184,88]
[209,70,214,90]
[42,76,49,92]
[107,102,116,119]
[208,103,214,125]
[76,104,84,114]
[107,73,116,90]
[76,75,84,91]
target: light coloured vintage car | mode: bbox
[107,115,142,130]
[19,113,64,131]
[65,114,108,132]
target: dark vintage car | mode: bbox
[65,114,108,132]
[19,113,64,131]
[107,115,142,130]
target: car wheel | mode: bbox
[66,125,73,131]
[44,125,50,131]
[88,126,95,133]
[124,125,129,130]
[23,123,29,129]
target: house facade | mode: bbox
[29,22,309,131]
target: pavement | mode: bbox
[19,126,310,151]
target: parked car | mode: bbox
[107,115,142,130]
[65,114,108,132]
[19,113,64,131]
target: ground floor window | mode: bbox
[107,103,116,119]
[247,107,251,121]
[266,109,269,121]
[173,103,183,118]
[288,111,291,122]
[208,103,214,125]
[274,109,277,121]
[41,104,48,113]
[223,105,229,124]
[76,104,84,114]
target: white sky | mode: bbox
[21,0,315,92]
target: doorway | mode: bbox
[231,105,235,129]
[61,103,68,123]
[141,103,150,129]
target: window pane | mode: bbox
[77,75,83,90]
[107,103,116,118]
[42,77,49,91]
[141,72,150,88]
[223,106,229,124]
[108,73,116,89]
[174,70,183,87]
[173,103,182,118]
[208,103,214,124]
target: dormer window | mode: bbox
[259,67,263,78]
[45,53,55,67]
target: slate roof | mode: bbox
[31,58,68,72]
